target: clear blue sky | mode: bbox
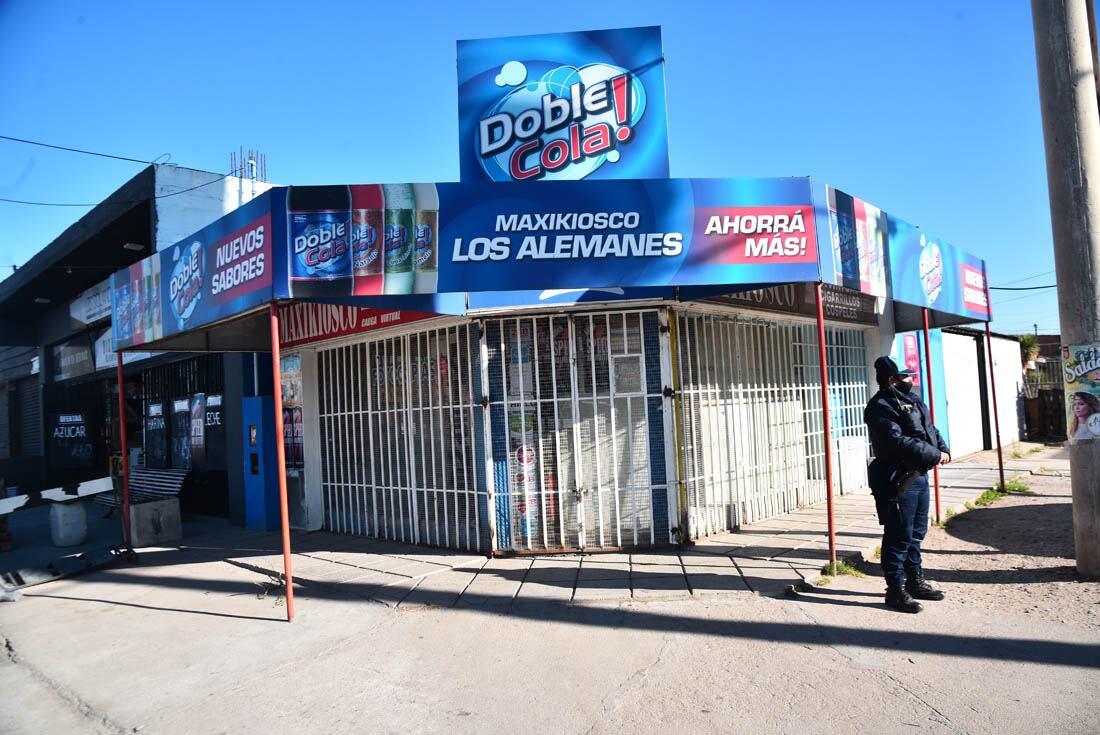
[0,0,1060,335]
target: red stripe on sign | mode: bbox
[961,264,990,315]
[693,205,817,265]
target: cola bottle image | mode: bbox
[412,183,439,294]
[381,184,414,294]
[287,185,353,298]
[351,184,385,296]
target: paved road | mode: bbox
[1,449,1095,734]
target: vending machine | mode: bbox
[241,396,279,531]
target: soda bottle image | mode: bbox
[131,271,144,345]
[149,253,162,340]
[412,183,439,294]
[115,280,131,343]
[287,185,353,298]
[381,184,415,294]
[142,260,153,338]
[351,184,385,296]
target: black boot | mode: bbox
[906,575,945,601]
[885,586,923,613]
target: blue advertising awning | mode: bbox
[107,177,991,353]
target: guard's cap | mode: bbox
[874,356,918,378]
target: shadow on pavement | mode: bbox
[943,500,1074,559]
[20,552,1100,671]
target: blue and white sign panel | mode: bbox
[457,26,670,183]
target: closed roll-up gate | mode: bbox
[674,310,870,537]
[317,323,489,552]
[18,376,43,457]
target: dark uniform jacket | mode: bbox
[864,387,949,499]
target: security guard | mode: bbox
[864,356,950,613]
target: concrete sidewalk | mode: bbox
[174,453,1051,610]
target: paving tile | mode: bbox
[629,553,680,565]
[685,569,750,596]
[369,577,421,607]
[399,569,478,609]
[457,575,522,607]
[680,552,735,567]
[631,574,690,600]
[581,553,632,565]
[632,565,684,579]
[573,577,631,602]
[577,564,629,582]
[515,581,575,603]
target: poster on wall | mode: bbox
[190,393,207,478]
[456,26,669,183]
[280,355,304,469]
[1063,344,1100,443]
[902,333,922,388]
[205,394,226,470]
[144,403,168,469]
[171,398,192,469]
[49,412,94,470]
[508,409,540,539]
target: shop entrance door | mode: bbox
[485,311,665,552]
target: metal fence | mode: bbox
[317,323,489,552]
[482,311,667,551]
[315,306,870,552]
[673,310,870,537]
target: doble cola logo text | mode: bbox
[170,242,204,329]
[292,212,349,275]
[477,61,646,181]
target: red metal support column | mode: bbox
[815,284,837,568]
[116,352,132,547]
[269,302,296,622]
[985,323,1006,490]
[921,308,942,522]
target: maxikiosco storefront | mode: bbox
[107,26,994,562]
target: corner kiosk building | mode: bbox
[106,177,998,555]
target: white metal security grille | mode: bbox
[317,324,487,552]
[484,311,665,551]
[674,310,870,537]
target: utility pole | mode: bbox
[1032,0,1100,578]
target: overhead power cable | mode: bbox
[995,269,1055,286]
[989,284,1057,291]
[0,168,244,207]
[0,134,167,165]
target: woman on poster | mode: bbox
[1069,391,1100,440]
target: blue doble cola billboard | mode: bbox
[111,178,993,351]
[281,177,820,299]
[111,191,281,350]
[456,26,670,183]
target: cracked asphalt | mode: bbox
[1,456,1098,734]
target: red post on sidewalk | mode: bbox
[921,308,942,522]
[269,302,296,622]
[116,352,132,547]
[815,284,837,568]
[985,323,1006,490]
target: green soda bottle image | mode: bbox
[412,183,439,294]
[382,184,414,294]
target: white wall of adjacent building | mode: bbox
[153,165,274,251]
[942,330,1025,459]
